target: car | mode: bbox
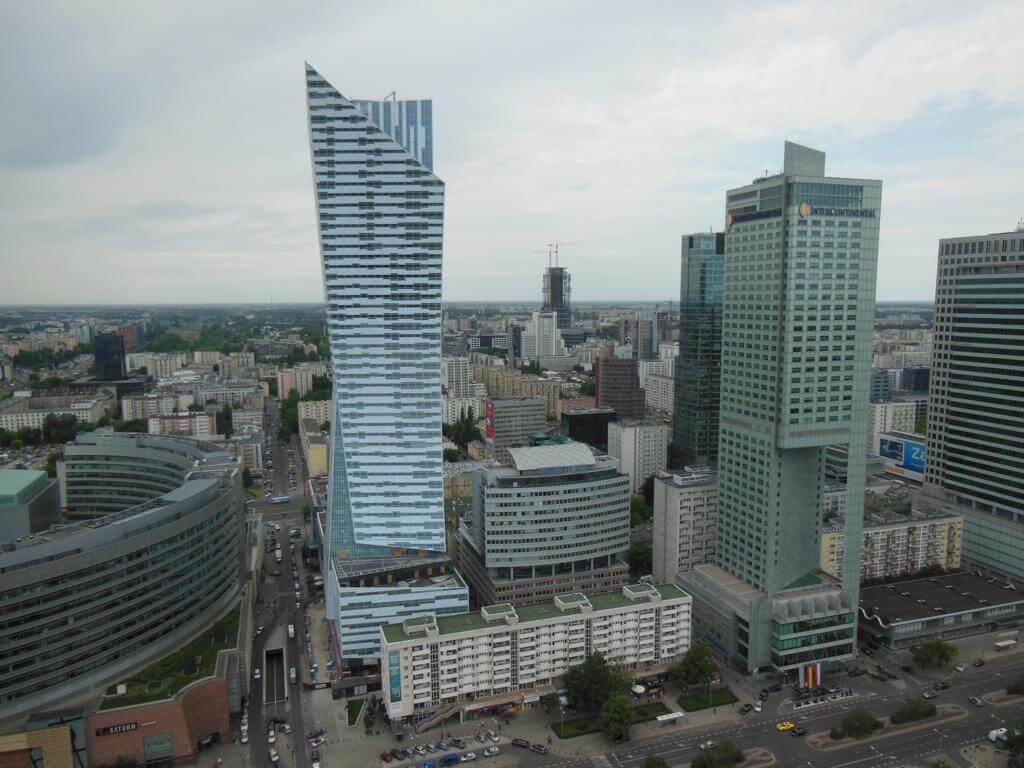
[901,665,915,674]
[530,744,549,755]
[414,746,427,756]
[935,681,950,690]
[738,703,753,714]
[451,739,466,749]
[828,686,842,694]
[699,740,717,750]
[956,662,968,672]
[483,747,499,757]
[312,762,321,768]
[310,736,325,748]
[425,744,437,753]
[511,739,529,748]
[613,732,631,743]
[487,732,499,743]
[296,600,301,609]
[381,752,394,763]
[758,691,769,701]
[270,748,280,762]
[255,625,264,635]
[240,731,248,744]
[312,750,321,761]
[268,729,276,744]
[970,696,985,707]
[792,727,807,737]
[754,701,763,712]
[861,647,874,657]
[253,668,261,680]
[973,659,986,667]
[475,733,487,743]
[460,754,476,763]
[280,723,292,734]
[776,721,795,732]
[421,762,435,768]
[389,749,404,759]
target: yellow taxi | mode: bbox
[775,721,795,732]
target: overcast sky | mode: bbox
[2,1,1022,306]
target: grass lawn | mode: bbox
[678,687,739,712]
[99,602,240,709]
[244,486,260,498]
[346,698,365,725]
[551,702,670,739]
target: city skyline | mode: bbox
[3,3,1023,305]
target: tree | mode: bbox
[625,541,652,578]
[692,739,743,768]
[599,690,633,740]
[836,707,882,739]
[641,475,655,507]
[630,496,653,526]
[41,413,78,444]
[541,693,560,717]
[580,378,596,396]
[1004,722,1024,768]
[668,642,717,689]
[643,759,668,768]
[562,653,630,710]
[187,403,202,412]
[443,448,459,462]
[912,638,957,668]
[216,404,234,437]
[915,414,927,434]
[320,420,331,433]
[520,361,543,376]
[242,467,253,488]
[890,697,936,724]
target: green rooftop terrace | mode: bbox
[381,584,689,643]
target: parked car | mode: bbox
[270,748,280,762]
[901,665,915,673]
[380,752,393,763]
[530,744,549,755]
[613,732,631,743]
[511,739,529,748]
[450,739,466,749]
[253,668,261,680]
[973,659,986,667]
[483,747,499,757]
[935,681,950,690]
[460,754,476,763]
[267,729,276,744]
[754,701,763,713]
[738,704,753,714]
[956,662,968,672]
[389,748,403,759]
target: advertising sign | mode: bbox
[95,722,137,737]
[485,400,495,440]
[388,650,402,704]
[879,434,925,480]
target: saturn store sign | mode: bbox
[96,722,137,737]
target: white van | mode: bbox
[288,624,295,639]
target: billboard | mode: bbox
[879,433,925,480]
[485,400,495,440]
[388,649,402,704]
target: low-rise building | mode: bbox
[867,401,917,455]
[298,399,331,425]
[0,391,113,431]
[0,469,60,540]
[299,418,328,476]
[148,411,218,439]
[607,420,669,495]
[819,506,963,582]
[652,469,717,584]
[121,392,194,420]
[379,584,692,721]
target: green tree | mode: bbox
[1004,723,1024,768]
[625,541,652,578]
[837,707,882,739]
[187,403,202,412]
[641,475,655,507]
[912,638,957,668]
[541,693,560,718]
[668,642,717,688]
[443,448,459,462]
[10,438,23,451]
[242,467,253,487]
[580,378,596,396]
[216,404,234,437]
[43,451,60,478]
[599,690,633,740]
[630,496,652,526]
[320,420,331,433]
[692,739,743,768]
[890,697,936,724]
[41,413,78,444]
[520,361,543,375]
[562,653,630,710]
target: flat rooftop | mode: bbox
[0,469,49,505]
[381,584,688,643]
[860,571,1024,626]
[508,442,596,472]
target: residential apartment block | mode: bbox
[607,420,669,495]
[0,392,113,431]
[379,584,692,720]
[147,411,218,439]
[297,399,331,425]
[652,469,718,584]
[485,397,547,464]
[867,400,917,455]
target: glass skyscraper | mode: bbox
[679,143,881,678]
[305,64,467,665]
[542,265,571,330]
[672,232,724,466]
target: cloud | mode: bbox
[0,0,1022,304]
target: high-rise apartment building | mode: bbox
[521,311,569,365]
[542,265,572,330]
[485,396,547,463]
[596,356,645,420]
[607,420,670,496]
[679,142,881,678]
[652,469,718,583]
[632,311,657,361]
[867,400,917,455]
[454,442,631,606]
[441,356,473,398]
[672,232,724,466]
[305,64,467,666]
[93,331,126,381]
[923,230,1024,583]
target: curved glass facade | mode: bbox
[0,434,243,721]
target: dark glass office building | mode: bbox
[93,331,126,381]
[542,266,571,330]
[672,231,725,466]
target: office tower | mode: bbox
[560,407,617,451]
[868,368,892,403]
[679,142,881,678]
[453,442,631,605]
[632,311,657,360]
[93,331,126,381]
[898,366,929,395]
[305,64,467,666]
[672,232,725,467]
[607,420,670,495]
[595,356,645,419]
[485,396,547,463]
[542,264,572,330]
[521,311,573,370]
[923,230,1024,584]
[652,468,718,583]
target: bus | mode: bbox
[270,496,291,505]
[996,639,1018,651]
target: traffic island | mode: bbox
[681,747,774,768]
[986,689,1024,707]
[806,704,966,750]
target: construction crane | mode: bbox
[532,241,581,267]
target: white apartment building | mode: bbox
[637,359,673,392]
[231,407,263,432]
[147,353,185,379]
[147,411,217,439]
[658,342,679,363]
[379,584,692,720]
[443,396,481,425]
[607,420,669,495]
[652,470,718,583]
[867,401,917,454]
[486,397,547,464]
[120,392,194,420]
[521,312,568,360]
[442,357,473,398]
[192,350,222,365]
[0,394,112,431]
[645,373,675,415]
[277,369,296,400]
